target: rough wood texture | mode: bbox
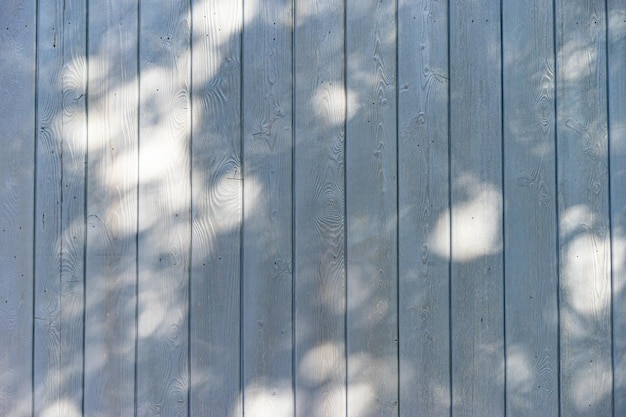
[84,0,138,415]
[502,1,559,416]
[0,1,35,417]
[449,1,504,416]
[7,3,626,416]
[609,1,626,414]
[345,0,397,416]
[34,1,65,414]
[137,1,191,416]
[34,0,86,415]
[242,1,294,416]
[190,0,242,415]
[556,1,613,415]
[294,1,346,416]
[398,1,450,415]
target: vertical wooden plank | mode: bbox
[0,1,35,417]
[502,1,559,416]
[34,0,65,414]
[59,1,87,415]
[85,0,138,414]
[449,1,504,416]
[137,1,191,415]
[190,0,242,415]
[242,1,294,416]
[345,0,397,416]
[294,0,346,416]
[397,1,450,415]
[609,0,626,414]
[556,0,612,415]
[34,0,86,415]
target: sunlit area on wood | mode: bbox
[430,176,502,262]
[1,0,625,416]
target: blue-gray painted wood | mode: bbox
[0,1,35,416]
[189,1,242,416]
[1,2,626,416]
[294,1,346,416]
[450,1,505,415]
[84,0,138,414]
[398,1,450,415]
[503,0,559,415]
[609,1,626,415]
[242,1,294,416]
[137,0,191,415]
[346,0,398,416]
[557,0,613,415]
[34,0,86,415]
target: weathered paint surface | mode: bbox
[1,0,624,416]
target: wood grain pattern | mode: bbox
[58,2,88,414]
[502,1,559,416]
[607,0,626,417]
[189,0,242,415]
[34,0,86,415]
[609,1,626,414]
[137,1,191,415]
[34,0,65,413]
[0,1,35,417]
[294,1,346,416]
[449,1,504,416]
[242,1,294,416]
[345,1,397,416]
[85,0,138,415]
[556,1,613,415]
[397,1,450,415]
[6,3,626,416]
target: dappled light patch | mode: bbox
[613,231,626,284]
[40,399,81,417]
[430,176,502,262]
[507,347,532,390]
[244,380,293,417]
[560,38,598,82]
[570,357,612,411]
[2,0,625,415]
[345,262,376,312]
[298,342,344,385]
[346,383,375,417]
[559,204,611,315]
[189,0,254,82]
[311,83,357,127]
[562,233,611,315]
[138,287,168,339]
[190,164,249,238]
[611,119,626,152]
[347,352,398,413]
[560,205,595,237]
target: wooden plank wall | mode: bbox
[1,0,625,416]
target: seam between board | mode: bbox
[604,0,615,414]
[134,1,141,415]
[552,0,563,415]
[82,0,89,414]
[32,0,40,415]
[291,0,297,415]
[343,0,349,415]
[239,0,245,415]
[500,1,507,415]
[187,0,193,415]
[446,1,453,416]
[395,0,400,415]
